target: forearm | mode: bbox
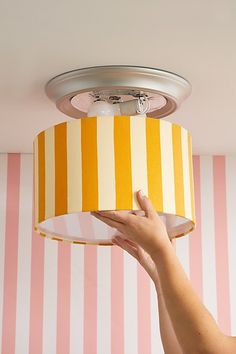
[154,276,183,354]
[152,243,227,354]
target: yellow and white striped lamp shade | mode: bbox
[33,116,195,245]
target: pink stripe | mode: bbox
[213,156,231,334]
[28,237,44,354]
[83,245,97,354]
[56,241,71,354]
[111,246,124,354]
[137,263,151,354]
[189,156,203,298]
[80,212,97,353]
[29,182,45,354]
[1,154,20,354]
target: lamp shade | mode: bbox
[33,115,195,245]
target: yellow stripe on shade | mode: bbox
[172,124,185,216]
[114,116,132,210]
[45,127,55,220]
[188,133,195,222]
[81,118,98,211]
[54,122,68,216]
[33,139,39,224]
[181,128,192,221]
[67,120,82,213]
[146,118,163,212]
[38,131,45,223]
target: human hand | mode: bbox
[91,190,171,258]
[112,235,159,283]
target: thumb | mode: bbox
[136,190,156,218]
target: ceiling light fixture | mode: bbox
[33,65,195,245]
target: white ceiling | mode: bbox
[0,0,236,154]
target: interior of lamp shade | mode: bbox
[36,211,194,245]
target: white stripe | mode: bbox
[97,116,115,210]
[45,127,55,219]
[124,252,138,354]
[175,236,190,278]
[181,129,192,220]
[160,121,175,214]
[67,120,82,213]
[130,116,148,209]
[225,156,236,335]
[97,247,111,354]
[42,235,58,354]
[70,244,84,354]
[0,154,7,354]
[150,280,164,354]
[200,156,217,319]
[15,155,33,354]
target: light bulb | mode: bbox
[87,100,121,117]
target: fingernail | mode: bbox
[139,189,145,198]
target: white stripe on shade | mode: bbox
[0,154,7,354]
[124,252,138,354]
[67,120,82,213]
[70,244,84,354]
[160,121,175,214]
[130,116,148,209]
[200,156,217,320]
[15,155,33,354]
[97,116,116,210]
[175,236,190,278]
[97,247,111,354]
[181,129,192,221]
[45,127,55,219]
[42,236,58,354]
[225,156,236,335]
[150,280,164,354]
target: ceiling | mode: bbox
[0,0,235,154]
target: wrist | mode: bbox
[150,238,174,263]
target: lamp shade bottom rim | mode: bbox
[34,211,195,246]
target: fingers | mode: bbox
[97,190,156,222]
[118,237,138,248]
[113,236,138,260]
[94,210,135,224]
[91,212,125,233]
[114,236,138,250]
[136,190,156,218]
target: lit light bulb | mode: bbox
[87,100,121,117]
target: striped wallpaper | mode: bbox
[0,153,236,354]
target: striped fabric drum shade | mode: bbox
[33,115,195,245]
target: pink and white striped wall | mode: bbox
[0,153,236,354]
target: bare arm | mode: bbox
[152,242,235,354]
[105,236,183,354]
[155,275,183,354]
[92,190,236,354]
